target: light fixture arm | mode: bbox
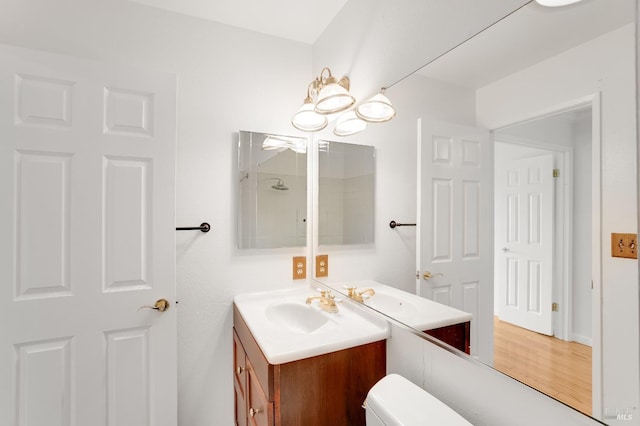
[303,82,315,103]
[307,67,351,97]
[319,67,333,82]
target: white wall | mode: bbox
[0,1,314,425]
[477,24,638,422]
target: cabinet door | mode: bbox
[247,360,274,426]
[233,331,248,426]
[424,322,470,354]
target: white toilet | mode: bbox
[365,374,473,425]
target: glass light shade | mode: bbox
[263,135,307,153]
[314,83,356,114]
[333,111,367,136]
[291,102,328,132]
[535,0,583,6]
[356,92,396,123]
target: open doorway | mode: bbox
[492,104,594,414]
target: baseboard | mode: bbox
[571,333,592,347]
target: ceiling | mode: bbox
[127,0,348,44]
[417,0,635,89]
[125,0,634,88]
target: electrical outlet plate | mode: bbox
[292,256,306,280]
[611,233,638,259]
[315,254,328,278]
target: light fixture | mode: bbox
[356,88,396,123]
[314,69,355,114]
[333,111,367,137]
[291,67,396,135]
[535,0,583,6]
[291,84,328,132]
[262,135,307,153]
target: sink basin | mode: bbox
[364,293,419,316]
[329,280,472,331]
[234,286,390,364]
[265,302,332,334]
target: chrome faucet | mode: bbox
[344,286,376,303]
[306,290,339,313]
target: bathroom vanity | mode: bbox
[328,281,472,354]
[233,287,389,426]
[424,322,470,354]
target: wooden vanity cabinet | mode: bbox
[424,321,470,354]
[233,305,386,426]
[233,330,249,426]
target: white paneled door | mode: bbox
[417,119,493,363]
[496,154,554,336]
[0,45,177,425]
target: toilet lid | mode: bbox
[366,374,472,425]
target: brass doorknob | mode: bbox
[249,407,261,417]
[138,299,170,312]
[423,271,443,280]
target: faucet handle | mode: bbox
[342,286,357,297]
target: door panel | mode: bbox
[0,45,177,425]
[497,154,554,336]
[418,119,493,363]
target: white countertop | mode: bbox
[234,285,390,365]
[326,280,472,331]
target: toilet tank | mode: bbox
[365,374,472,426]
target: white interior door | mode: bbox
[0,45,177,425]
[496,154,554,336]
[417,119,493,363]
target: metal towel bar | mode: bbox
[389,220,416,229]
[176,222,211,233]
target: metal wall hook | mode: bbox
[389,220,416,229]
[176,222,210,233]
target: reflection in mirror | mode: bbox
[318,141,375,246]
[492,105,593,414]
[236,131,307,249]
[314,0,635,422]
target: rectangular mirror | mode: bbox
[318,141,375,246]
[236,131,307,249]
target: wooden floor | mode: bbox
[493,317,592,416]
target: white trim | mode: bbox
[571,333,593,347]
[591,92,603,419]
[415,118,422,296]
[310,134,319,280]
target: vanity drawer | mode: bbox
[247,359,274,426]
[234,305,274,399]
[234,330,248,426]
[233,330,247,392]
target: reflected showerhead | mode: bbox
[271,179,289,191]
[261,177,289,191]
